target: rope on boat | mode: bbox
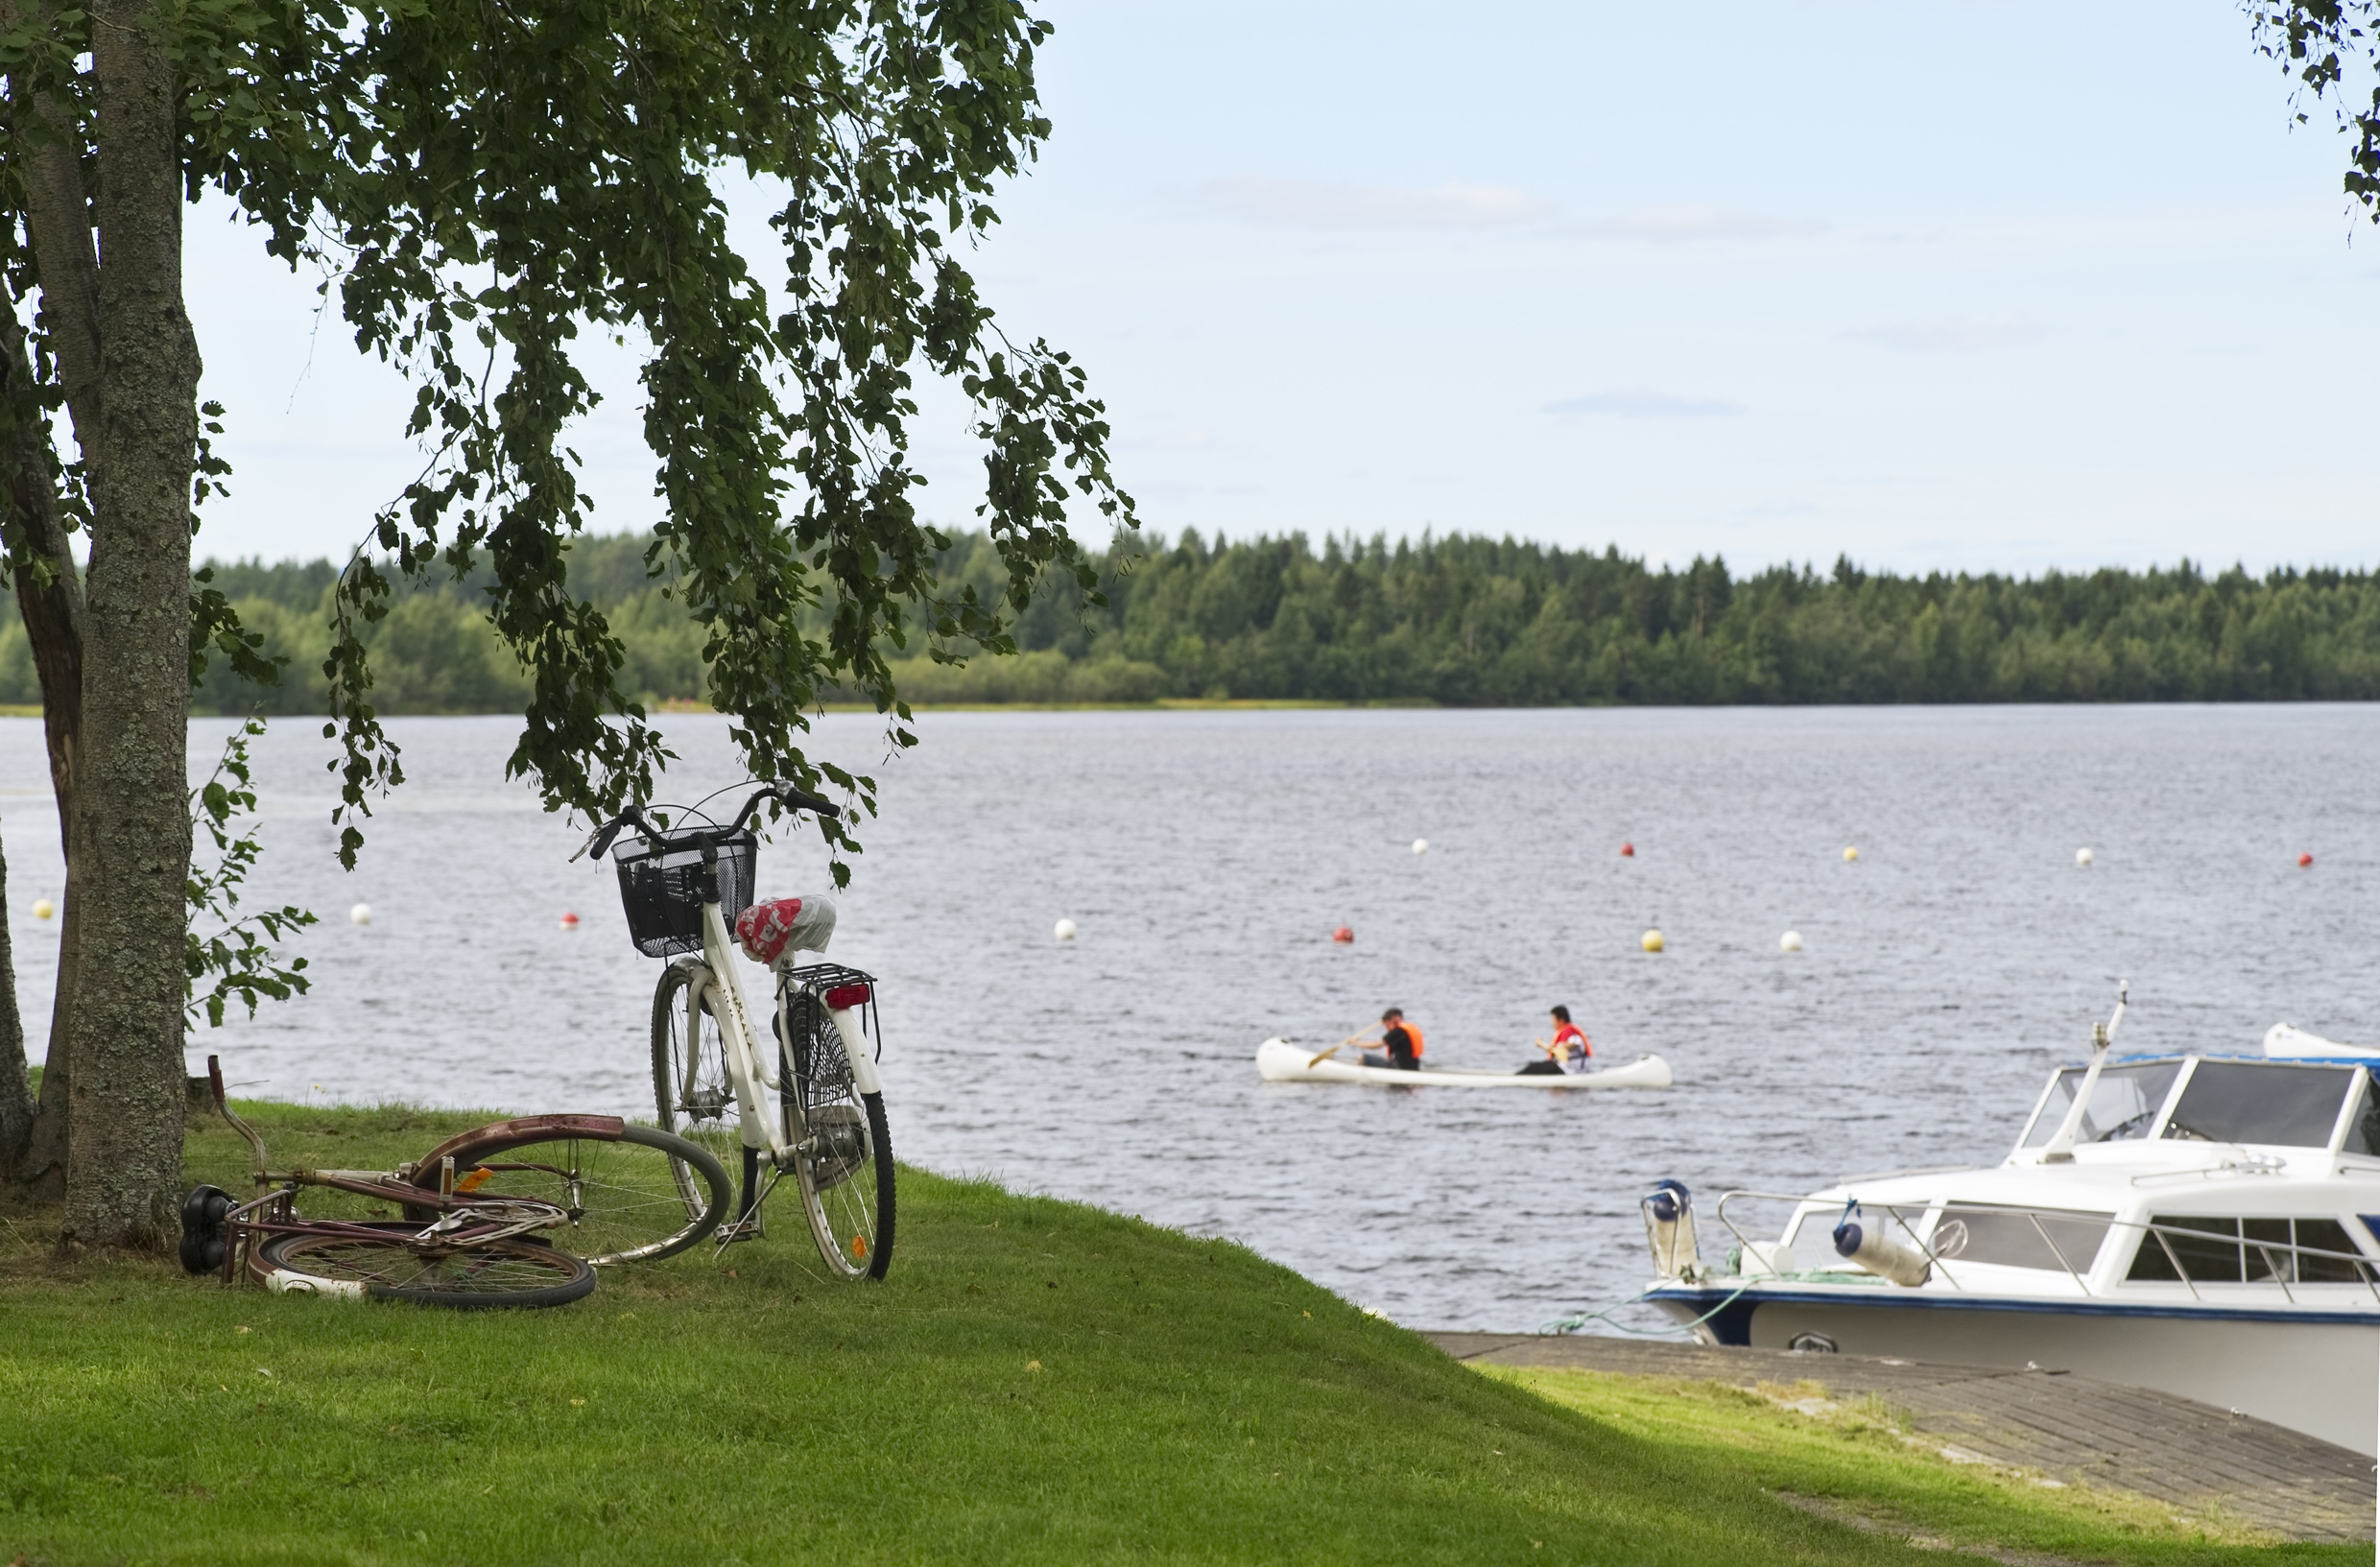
[1538,1278,1755,1338]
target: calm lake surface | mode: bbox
[4,706,2374,1330]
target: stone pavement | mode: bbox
[1426,1332,2375,1545]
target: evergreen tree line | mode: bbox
[4,529,2370,715]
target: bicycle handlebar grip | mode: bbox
[785,787,842,820]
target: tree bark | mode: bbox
[4,0,98,1196]
[0,301,86,1192]
[0,820,26,1171]
[57,0,200,1248]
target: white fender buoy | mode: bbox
[1644,1180,1699,1278]
[349,903,372,926]
[2075,847,2093,867]
[1779,931,1802,953]
[31,898,52,920]
[1053,917,1077,941]
[1834,1213,1931,1287]
[1411,838,1429,856]
[1641,928,1664,953]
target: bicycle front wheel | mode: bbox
[255,1230,596,1309]
[781,993,894,1280]
[437,1124,733,1265]
[652,961,748,1227]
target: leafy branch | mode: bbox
[185,716,315,1029]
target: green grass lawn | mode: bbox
[0,1098,2358,1566]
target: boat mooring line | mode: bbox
[1541,1279,1756,1338]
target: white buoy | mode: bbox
[2075,847,2093,867]
[1053,917,1077,942]
[1411,838,1429,856]
[349,903,372,926]
[31,898,52,920]
[1779,931,1803,953]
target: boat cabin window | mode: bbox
[2125,1216,2369,1284]
[1936,1204,2110,1272]
[2338,1075,2380,1155]
[2018,1062,2183,1149]
[2160,1061,2355,1148]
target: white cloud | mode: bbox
[1545,388,1746,419]
[1568,204,1826,243]
[1199,177,1550,229]
[1843,313,2048,353]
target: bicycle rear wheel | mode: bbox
[781,992,894,1280]
[429,1124,732,1265]
[652,960,750,1228]
[255,1230,596,1309]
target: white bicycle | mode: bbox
[578,781,893,1280]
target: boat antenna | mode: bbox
[2036,980,2129,1166]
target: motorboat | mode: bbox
[1633,990,2380,1454]
[1255,1036,1673,1089]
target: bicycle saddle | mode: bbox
[734,895,837,963]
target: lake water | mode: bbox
[3,705,2374,1331]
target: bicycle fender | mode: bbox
[832,1009,882,1095]
[406,1114,628,1187]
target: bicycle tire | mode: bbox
[254,1229,596,1309]
[418,1123,732,1265]
[652,961,750,1229]
[780,992,894,1280]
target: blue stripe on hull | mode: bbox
[1646,1287,2380,1333]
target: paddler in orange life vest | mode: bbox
[1517,1006,1591,1076]
[1361,1007,1423,1072]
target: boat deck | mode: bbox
[1426,1332,2372,1544]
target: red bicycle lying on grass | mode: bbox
[178,1057,732,1309]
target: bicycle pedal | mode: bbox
[713,1217,766,1246]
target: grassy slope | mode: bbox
[0,1101,2356,1567]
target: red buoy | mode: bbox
[1620,843,1635,858]
[559,912,582,929]
[2298,853,2314,868]
[1331,926,1354,944]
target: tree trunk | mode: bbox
[0,299,86,1193]
[57,0,200,1248]
[0,821,26,1171]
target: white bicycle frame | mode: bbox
[677,894,882,1170]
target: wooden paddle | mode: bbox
[1308,1025,1384,1069]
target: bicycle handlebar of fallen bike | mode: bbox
[571,782,842,864]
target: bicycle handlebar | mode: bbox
[571,781,841,864]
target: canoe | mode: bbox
[1254,1036,1674,1089]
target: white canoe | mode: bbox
[1254,1036,1674,1089]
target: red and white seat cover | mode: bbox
[733,895,837,964]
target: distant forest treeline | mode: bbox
[1,530,2370,713]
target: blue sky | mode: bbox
[183,1,2380,574]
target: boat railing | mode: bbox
[1706,1190,2380,1304]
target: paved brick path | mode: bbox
[1426,1332,2375,1544]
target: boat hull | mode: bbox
[1255,1037,1673,1089]
[1646,1284,2380,1455]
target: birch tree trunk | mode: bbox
[52,0,200,1247]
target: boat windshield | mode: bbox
[2019,1061,2183,1149]
[2161,1060,2356,1148]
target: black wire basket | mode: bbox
[610,826,757,958]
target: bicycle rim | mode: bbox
[256,1231,596,1309]
[782,1000,894,1280]
[439,1127,731,1265]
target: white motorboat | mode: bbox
[1255,1036,1674,1089]
[1634,992,2380,1454]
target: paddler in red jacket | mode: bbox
[1518,1006,1591,1076]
